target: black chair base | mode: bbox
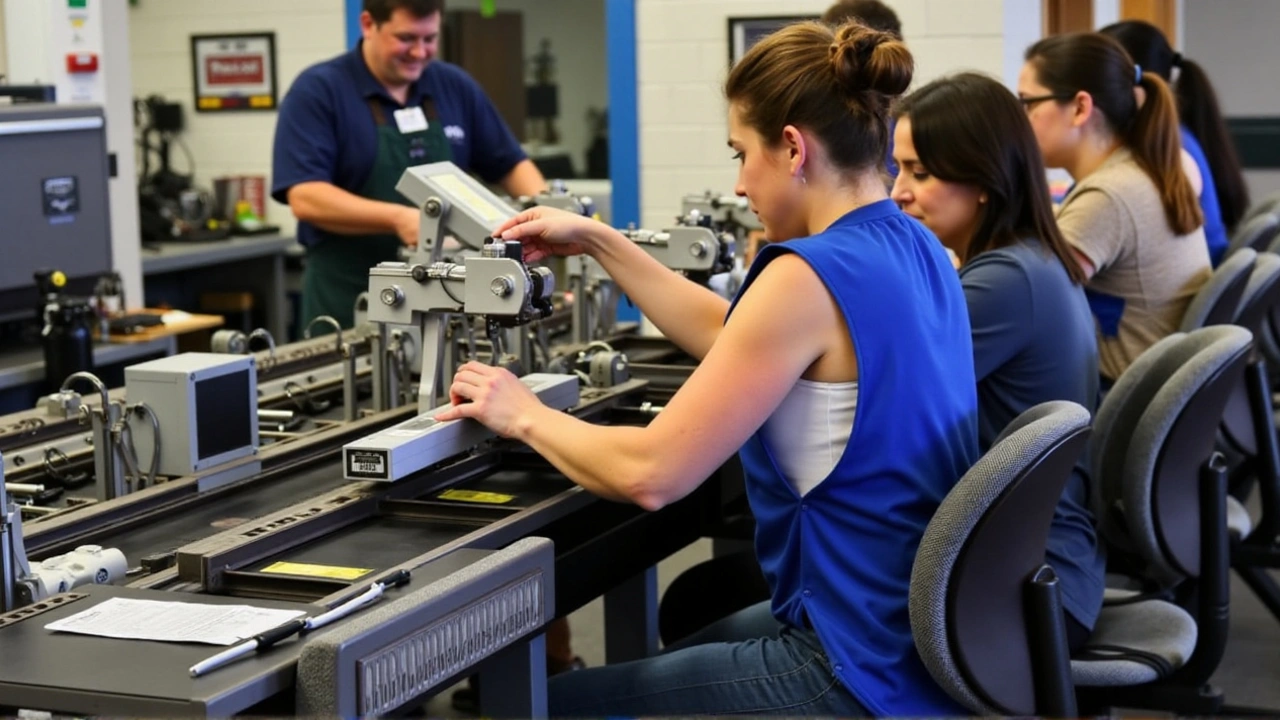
[1220,703,1280,716]
[1025,567,1077,718]
[1233,562,1280,622]
[1230,356,1280,625]
[1077,682,1224,716]
[1234,539,1280,568]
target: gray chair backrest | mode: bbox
[1220,253,1280,457]
[1118,326,1252,585]
[910,401,1092,715]
[1180,248,1255,331]
[1227,213,1280,259]
[1089,333,1187,521]
[1234,252,1280,335]
[1256,239,1280,367]
[1242,197,1280,227]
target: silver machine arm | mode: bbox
[680,190,762,233]
[561,212,736,344]
[367,162,556,414]
[621,225,735,276]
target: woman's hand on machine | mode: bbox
[494,206,600,263]
[434,362,542,438]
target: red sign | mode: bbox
[241,176,266,219]
[205,55,264,85]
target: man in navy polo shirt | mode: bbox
[272,0,546,330]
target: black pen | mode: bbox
[188,569,411,677]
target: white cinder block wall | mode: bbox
[129,0,347,237]
[0,1,8,80]
[636,0,1041,231]
[130,0,607,233]
[1184,0,1280,201]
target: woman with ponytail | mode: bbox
[1102,20,1250,263]
[447,20,978,717]
[1022,32,1211,382]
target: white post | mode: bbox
[1093,0,1121,28]
[4,0,143,312]
[100,0,143,310]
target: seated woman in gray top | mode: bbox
[1021,32,1210,382]
[891,71,1104,651]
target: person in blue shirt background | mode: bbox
[1101,20,1251,265]
[271,0,546,331]
[891,71,1106,653]
[432,20,978,717]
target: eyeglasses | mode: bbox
[1018,93,1072,111]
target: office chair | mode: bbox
[1075,326,1252,714]
[910,401,1092,716]
[1180,247,1254,331]
[1226,213,1280,259]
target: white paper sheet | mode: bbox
[44,597,306,646]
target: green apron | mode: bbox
[301,97,453,331]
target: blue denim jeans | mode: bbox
[547,600,868,717]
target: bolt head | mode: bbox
[380,286,404,307]
[490,276,514,297]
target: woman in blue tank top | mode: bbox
[434,21,978,717]
[890,72,1106,652]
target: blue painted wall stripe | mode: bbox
[345,0,362,49]
[606,0,641,321]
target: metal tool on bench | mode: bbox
[1,454,125,611]
[344,162,576,483]
[369,165,559,412]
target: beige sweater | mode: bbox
[1057,148,1211,381]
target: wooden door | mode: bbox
[443,10,526,142]
[1120,0,1177,41]
[1042,0,1177,38]
[1043,0,1092,35]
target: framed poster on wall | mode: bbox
[190,32,278,112]
[728,16,817,65]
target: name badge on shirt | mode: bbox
[393,106,429,134]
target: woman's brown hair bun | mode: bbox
[829,23,913,98]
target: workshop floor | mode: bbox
[424,538,1280,716]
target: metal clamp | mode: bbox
[284,380,330,414]
[59,372,110,423]
[41,447,72,483]
[304,315,344,353]
[249,328,278,372]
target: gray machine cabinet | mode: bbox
[0,104,113,301]
[125,353,258,476]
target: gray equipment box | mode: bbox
[125,353,258,476]
[0,104,112,307]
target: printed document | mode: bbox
[45,597,305,645]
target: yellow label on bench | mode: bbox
[438,489,516,504]
[261,561,373,580]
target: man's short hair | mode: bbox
[364,0,444,24]
[821,0,903,39]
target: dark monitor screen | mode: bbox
[194,369,253,460]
